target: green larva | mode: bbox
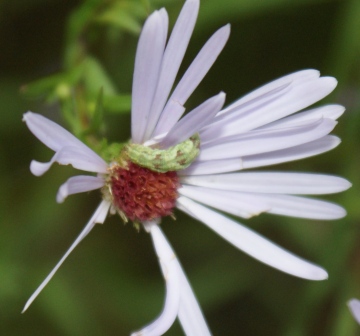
[126,134,200,173]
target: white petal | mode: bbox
[22,200,111,313]
[258,104,344,131]
[181,190,346,220]
[179,185,270,219]
[348,299,360,324]
[179,157,243,175]
[150,100,186,144]
[131,10,168,144]
[24,112,108,176]
[188,136,340,174]
[132,224,180,336]
[202,76,337,140]
[161,92,226,148]
[154,24,231,136]
[143,0,200,141]
[177,196,328,280]
[177,260,211,336]
[199,118,336,160]
[198,82,291,139]
[24,112,94,152]
[218,69,320,116]
[181,172,351,195]
[251,193,347,220]
[56,175,105,203]
[241,135,340,169]
[30,146,108,176]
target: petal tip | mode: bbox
[30,160,48,176]
[310,268,328,281]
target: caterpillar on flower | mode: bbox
[126,134,200,173]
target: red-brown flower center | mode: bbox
[109,161,180,222]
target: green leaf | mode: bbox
[88,87,105,134]
[95,1,147,35]
[64,0,103,68]
[83,56,117,95]
[21,67,82,101]
[96,9,140,34]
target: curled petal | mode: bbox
[24,112,93,152]
[23,113,106,168]
[30,146,108,176]
[22,200,111,313]
[131,224,181,336]
[56,175,105,203]
[177,196,328,280]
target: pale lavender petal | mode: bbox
[154,99,185,142]
[348,299,360,324]
[161,92,225,148]
[180,172,351,195]
[23,112,106,164]
[182,185,345,220]
[30,146,108,176]
[154,24,231,136]
[177,259,211,336]
[179,157,243,175]
[241,136,340,169]
[252,193,347,220]
[218,69,320,116]
[131,10,168,144]
[201,76,337,140]
[179,185,270,219]
[158,8,169,39]
[198,118,336,160]
[22,200,111,313]
[199,82,292,139]
[132,224,180,336]
[24,112,92,152]
[183,136,340,174]
[258,104,344,130]
[143,0,200,141]
[56,175,105,203]
[177,196,328,280]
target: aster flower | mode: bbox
[348,299,360,324]
[23,0,351,335]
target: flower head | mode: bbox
[23,0,351,334]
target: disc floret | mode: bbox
[104,161,179,224]
[102,136,200,224]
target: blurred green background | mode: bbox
[1,0,360,335]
